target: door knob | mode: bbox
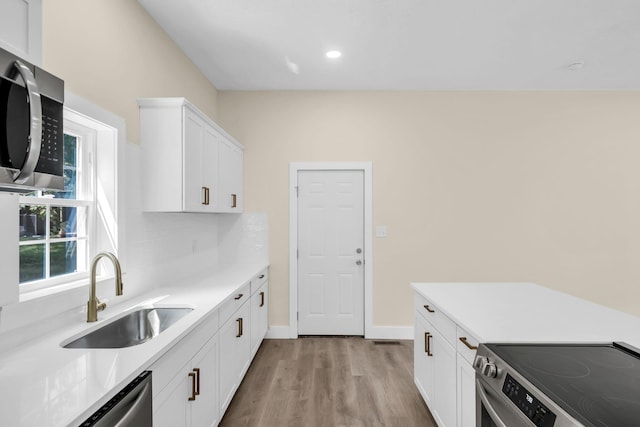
[356,260,362,265]
[356,248,362,254]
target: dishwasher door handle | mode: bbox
[114,381,152,427]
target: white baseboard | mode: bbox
[265,326,292,339]
[366,326,414,340]
[265,325,414,340]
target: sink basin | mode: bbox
[63,307,193,349]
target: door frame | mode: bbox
[289,162,373,338]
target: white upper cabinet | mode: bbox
[217,139,243,212]
[0,0,42,64]
[138,98,243,213]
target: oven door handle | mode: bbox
[9,60,42,185]
[476,379,508,427]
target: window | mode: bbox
[18,112,99,293]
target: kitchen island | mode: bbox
[0,263,268,427]
[411,282,640,427]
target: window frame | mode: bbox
[18,109,100,295]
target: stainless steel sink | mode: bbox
[63,307,194,349]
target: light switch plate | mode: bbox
[376,226,388,238]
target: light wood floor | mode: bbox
[220,337,437,427]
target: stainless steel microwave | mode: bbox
[0,47,64,192]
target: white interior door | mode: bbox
[297,170,364,335]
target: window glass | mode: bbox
[19,244,45,283]
[18,130,92,287]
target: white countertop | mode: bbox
[411,282,640,347]
[0,263,268,427]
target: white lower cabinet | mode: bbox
[415,310,456,427]
[414,293,478,427]
[151,270,269,426]
[414,314,435,407]
[456,353,476,427]
[250,279,268,357]
[219,300,251,416]
[152,314,220,427]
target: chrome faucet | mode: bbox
[87,251,123,322]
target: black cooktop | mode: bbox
[486,342,640,427]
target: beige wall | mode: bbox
[218,91,640,327]
[43,0,218,144]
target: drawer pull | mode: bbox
[423,305,435,313]
[234,293,244,300]
[188,372,197,401]
[258,274,265,279]
[424,332,433,356]
[236,317,243,337]
[231,193,237,208]
[201,187,210,205]
[260,291,265,307]
[459,337,478,350]
[193,368,201,395]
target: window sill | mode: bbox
[19,278,90,303]
[19,275,117,303]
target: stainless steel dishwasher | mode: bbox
[79,371,152,426]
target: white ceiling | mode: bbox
[138,0,640,90]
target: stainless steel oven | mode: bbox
[475,342,640,426]
[0,46,64,192]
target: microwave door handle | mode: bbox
[476,379,508,427]
[10,60,42,184]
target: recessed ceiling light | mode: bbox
[326,50,342,59]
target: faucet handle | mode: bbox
[96,297,106,312]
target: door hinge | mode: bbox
[297,249,299,259]
[295,186,299,197]
[297,312,299,320]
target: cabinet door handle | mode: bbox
[236,317,243,337]
[202,187,207,205]
[231,193,237,208]
[459,337,478,350]
[425,332,433,356]
[234,293,244,300]
[259,291,265,307]
[188,372,197,401]
[423,305,435,313]
[193,368,201,396]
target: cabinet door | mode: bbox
[250,281,268,357]
[183,109,207,212]
[457,353,476,427]
[202,124,220,212]
[0,0,42,64]
[219,301,251,415]
[431,327,457,427]
[414,314,435,407]
[217,139,243,212]
[190,335,219,427]
[153,365,190,427]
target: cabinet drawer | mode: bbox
[456,326,480,365]
[219,281,251,326]
[150,309,218,397]
[414,293,456,347]
[250,268,268,295]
